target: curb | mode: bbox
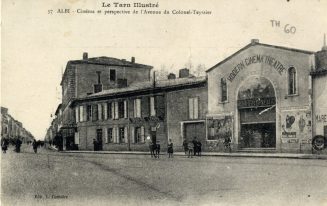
[59,151,327,160]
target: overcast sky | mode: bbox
[1,0,326,139]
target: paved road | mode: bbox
[1,145,327,206]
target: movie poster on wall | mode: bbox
[207,115,233,141]
[281,110,312,144]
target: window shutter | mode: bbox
[133,100,137,118]
[83,106,87,122]
[104,128,108,144]
[124,127,128,143]
[150,97,156,116]
[75,107,79,122]
[112,127,116,143]
[79,106,84,122]
[111,103,114,119]
[189,98,194,119]
[124,100,127,118]
[194,97,199,119]
[137,99,141,117]
[116,127,120,143]
[74,132,79,144]
[103,103,108,120]
[141,126,145,143]
[98,104,102,120]
[130,126,135,143]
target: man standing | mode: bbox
[15,138,22,153]
[192,137,198,156]
[93,138,98,151]
[32,139,38,153]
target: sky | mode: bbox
[1,0,327,139]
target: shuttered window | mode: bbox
[189,97,199,119]
[150,97,156,116]
[75,107,79,122]
[74,132,79,144]
[79,106,84,122]
[98,104,102,120]
[103,103,108,120]
[124,100,127,118]
[221,78,228,102]
[114,102,119,119]
[134,99,141,118]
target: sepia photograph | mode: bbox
[1,0,327,205]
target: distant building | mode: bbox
[1,107,34,143]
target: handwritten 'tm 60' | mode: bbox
[270,20,296,34]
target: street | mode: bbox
[1,145,327,206]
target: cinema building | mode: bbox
[206,39,327,153]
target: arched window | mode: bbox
[288,67,297,95]
[221,78,227,102]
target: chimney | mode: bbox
[167,73,176,80]
[131,57,135,63]
[322,33,327,51]
[83,52,88,60]
[251,39,259,45]
[117,79,128,88]
[179,68,190,78]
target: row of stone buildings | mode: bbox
[1,107,35,143]
[45,39,327,153]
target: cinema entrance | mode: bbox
[238,77,276,149]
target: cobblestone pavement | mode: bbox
[1,145,327,206]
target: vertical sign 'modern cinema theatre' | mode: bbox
[206,39,321,153]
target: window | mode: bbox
[86,105,92,121]
[110,69,116,82]
[288,67,297,95]
[150,97,156,116]
[221,78,227,102]
[189,97,199,119]
[134,126,145,143]
[119,127,125,143]
[133,99,141,118]
[107,128,113,143]
[107,102,113,119]
[118,101,124,119]
[92,105,98,121]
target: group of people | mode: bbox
[148,137,203,158]
[149,139,174,158]
[183,137,202,158]
[1,138,40,154]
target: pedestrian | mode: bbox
[1,138,9,154]
[197,141,202,156]
[147,136,156,158]
[93,138,98,151]
[32,139,38,153]
[15,138,22,153]
[183,139,188,155]
[167,139,174,158]
[192,137,198,156]
[155,140,161,158]
[188,142,194,158]
[224,136,231,152]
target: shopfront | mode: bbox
[238,77,276,149]
[206,39,315,153]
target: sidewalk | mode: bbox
[60,150,327,160]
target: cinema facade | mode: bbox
[206,39,327,153]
